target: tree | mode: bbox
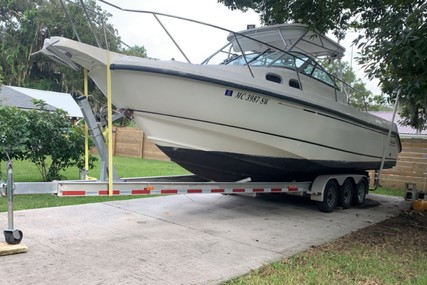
[1,0,147,126]
[355,1,427,130]
[326,61,387,111]
[0,0,121,94]
[121,45,147,58]
[0,0,143,128]
[218,0,427,128]
[24,100,85,181]
[0,105,29,162]
[218,0,354,39]
[0,100,95,181]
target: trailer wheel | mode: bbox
[339,178,354,209]
[4,229,23,245]
[353,178,368,205]
[317,180,339,213]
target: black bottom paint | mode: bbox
[157,146,396,182]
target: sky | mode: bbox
[96,0,381,94]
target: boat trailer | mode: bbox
[1,162,370,246]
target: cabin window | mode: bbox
[294,55,335,87]
[289,79,300,89]
[311,67,335,86]
[223,50,337,88]
[266,73,282,83]
[224,53,259,65]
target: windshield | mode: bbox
[224,50,337,88]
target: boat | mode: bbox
[38,16,401,182]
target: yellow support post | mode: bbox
[83,69,89,180]
[106,50,114,196]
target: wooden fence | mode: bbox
[93,127,170,161]
[378,137,427,190]
[105,128,427,190]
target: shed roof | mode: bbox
[0,85,83,117]
[370,111,427,137]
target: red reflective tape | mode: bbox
[161,189,178,194]
[271,188,282,192]
[187,189,203,193]
[287,186,299,192]
[62,190,86,196]
[131,189,152,195]
[252,188,265,192]
[99,190,120,195]
[211,189,224,193]
[232,188,245,193]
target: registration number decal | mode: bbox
[224,89,269,105]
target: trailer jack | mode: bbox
[1,161,23,245]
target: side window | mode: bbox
[301,63,315,75]
[295,57,315,75]
[226,53,259,65]
[312,67,335,86]
[294,53,336,87]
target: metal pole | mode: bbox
[375,89,401,189]
[6,161,14,230]
[84,69,89,180]
[153,13,191,64]
[232,33,254,78]
[59,0,81,42]
[79,0,101,48]
[106,50,114,195]
[75,97,119,181]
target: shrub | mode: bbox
[0,99,95,181]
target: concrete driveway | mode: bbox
[0,193,401,284]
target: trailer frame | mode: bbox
[10,173,370,212]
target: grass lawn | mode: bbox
[7,156,190,182]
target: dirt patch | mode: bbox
[317,211,427,253]
[351,211,426,246]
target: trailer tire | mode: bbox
[317,179,339,213]
[353,178,368,206]
[339,178,354,209]
[4,229,23,245]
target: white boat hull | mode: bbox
[105,65,399,181]
[40,37,400,181]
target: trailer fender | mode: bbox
[309,174,367,202]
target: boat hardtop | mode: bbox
[226,23,346,58]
